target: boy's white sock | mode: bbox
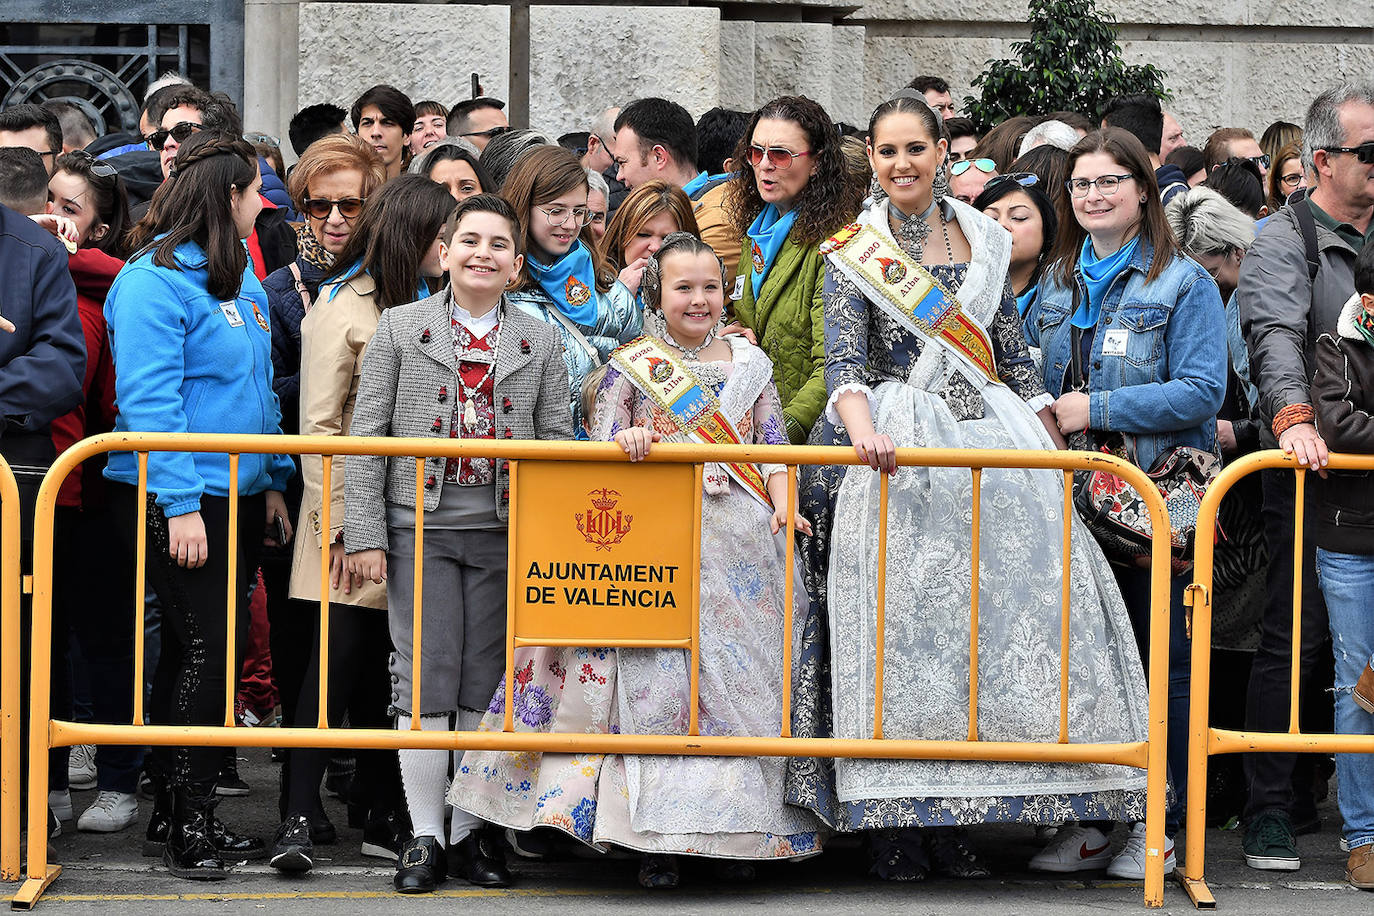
[450,706,486,845]
[397,714,451,845]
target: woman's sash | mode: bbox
[821,222,1000,385]
[610,336,773,509]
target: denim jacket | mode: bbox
[1025,238,1228,469]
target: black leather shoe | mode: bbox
[163,788,227,881]
[451,830,512,888]
[210,815,268,860]
[394,835,446,894]
[270,814,314,873]
[142,780,173,857]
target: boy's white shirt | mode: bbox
[451,297,500,338]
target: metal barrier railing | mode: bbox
[1179,450,1374,908]
[0,457,20,882]
[11,432,1174,908]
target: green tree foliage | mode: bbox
[964,0,1169,131]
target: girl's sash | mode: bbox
[821,222,1000,385]
[610,336,773,510]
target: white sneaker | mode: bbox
[1028,824,1113,872]
[1106,822,1176,879]
[77,791,138,833]
[48,789,73,823]
[68,744,96,790]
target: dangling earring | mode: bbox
[868,174,885,202]
[932,156,951,204]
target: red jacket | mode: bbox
[51,247,121,508]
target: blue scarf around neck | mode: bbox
[681,171,711,198]
[527,240,599,326]
[324,259,430,304]
[1015,283,1038,318]
[746,204,798,299]
[1072,235,1140,329]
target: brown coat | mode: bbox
[289,273,387,609]
[694,181,741,294]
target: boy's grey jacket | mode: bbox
[344,289,573,552]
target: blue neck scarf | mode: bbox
[681,171,711,198]
[527,240,599,326]
[746,204,798,299]
[1015,283,1038,317]
[1072,235,1139,329]
[324,260,430,304]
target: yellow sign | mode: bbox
[509,459,696,645]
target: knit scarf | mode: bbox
[745,203,797,299]
[527,240,599,326]
[1072,235,1139,330]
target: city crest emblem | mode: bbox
[564,276,592,307]
[645,355,674,383]
[576,487,632,550]
[876,257,906,285]
[750,241,765,275]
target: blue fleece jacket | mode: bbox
[104,239,295,516]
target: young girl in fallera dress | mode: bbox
[448,232,820,889]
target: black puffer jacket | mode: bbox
[1312,293,1374,554]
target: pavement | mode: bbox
[10,746,1370,914]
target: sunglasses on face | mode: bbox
[1323,142,1374,165]
[462,126,511,140]
[302,197,366,219]
[950,158,996,176]
[746,144,813,170]
[145,121,202,151]
[65,149,118,178]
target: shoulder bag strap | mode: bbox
[1290,193,1321,282]
[542,302,601,367]
[288,261,313,313]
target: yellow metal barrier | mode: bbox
[1179,450,1374,908]
[0,456,19,882]
[13,432,1175,908]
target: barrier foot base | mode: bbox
[10,865,60,910]
[1178,873,1216,909]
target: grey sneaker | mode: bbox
[1243,810,1300,871]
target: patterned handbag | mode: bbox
[1065,325,1220,573]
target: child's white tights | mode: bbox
[396,710,485,847]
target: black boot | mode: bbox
[163,787,227,881]
[142,774,173,857]
[145,784,267,860]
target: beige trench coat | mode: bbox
[289,273,387,609]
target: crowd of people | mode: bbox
[1,67,1372,895]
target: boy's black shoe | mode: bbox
[394,835,446,894]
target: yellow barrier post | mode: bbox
[12,432,1176,909]
[0,457,20,882]
[1179,450,1374,909]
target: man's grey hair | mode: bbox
[589,107,619,144]
[585,167,609,200]
[1165,186,1256,256]
[144,70,191,102]
[1018,120,1080,157]
[1303,81,1374,177]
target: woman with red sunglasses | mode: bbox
[724,96,864,446]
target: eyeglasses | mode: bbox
[1322,142,1374,165]
[984,171,1039,191]
[746,144,813,170]
[145,121,202,151]
[243,132,280,147]
[950,158,996,177]
[1066,173,1135,197]
[1279,171,1305,189]
[588,209,606,226]
[302,197,366,220]
[462,126,511,140]
[64,149,118,178]
[536,204,591,227]
[1246,154,1271,171]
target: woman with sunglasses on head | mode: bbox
[268,173,456,874]
[104,131,296,880]
[502,144,640,434]
[973,172,1057,329]
[1025,127,1227,878]
[601,179,700,305]
[724,95,864,446]
[788,94,1150,883]
[45,150,142,833]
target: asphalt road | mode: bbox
[11,746,1369,913]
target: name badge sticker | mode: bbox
[731,275,746,301]
[219,300,245,328]
[1102,328,1129,357]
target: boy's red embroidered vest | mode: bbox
[446,318,498,485]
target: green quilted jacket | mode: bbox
[733,231,826,444]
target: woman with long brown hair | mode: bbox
[502,144,640,433]
[600,179,699,303]
[725,95,863,445]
